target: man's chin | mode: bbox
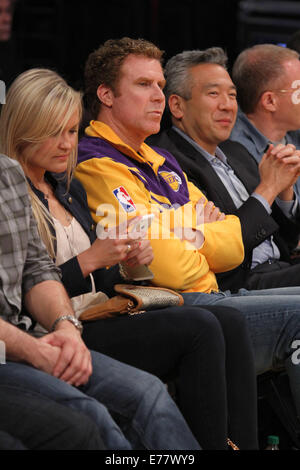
[147,124,161,137]
[218,129,233,142]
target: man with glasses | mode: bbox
[230,43,300,201]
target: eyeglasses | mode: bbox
[258,88,296,99]
[271,89,296,94]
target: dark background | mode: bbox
[8,0,300,90]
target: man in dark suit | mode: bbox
[148,47,300,292]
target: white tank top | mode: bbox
[53,216,108,318]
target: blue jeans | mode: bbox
[0,350,199,450]
[183,286,300,417]
[0,431,27,450]
[0,384,105,450]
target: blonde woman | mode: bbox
[0,68,259,450]
[0,68,153,315]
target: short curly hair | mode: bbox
[84,37,164,118]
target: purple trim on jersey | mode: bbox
[77,136,190,207]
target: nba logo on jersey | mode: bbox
[113,186,136,213]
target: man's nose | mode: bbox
[219,94,235,109]
[152,84,165,102]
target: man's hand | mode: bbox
[30,340,61,375]
[23,281,92,386]
[257,143,300,204]
[171,197,225,249]
[39,322,92,387]
[195,197,226,224]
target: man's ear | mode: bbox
[168,94,185,119]
[97,84,114,108]
[260,91,277,112]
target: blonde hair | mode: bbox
[0,68,82,258]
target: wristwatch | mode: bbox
[51,315,83,335]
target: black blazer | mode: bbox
[29,172,121,298]
[148,128,300,291]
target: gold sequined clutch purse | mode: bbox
[79,284,184,321]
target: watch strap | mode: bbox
[51,315,83,334]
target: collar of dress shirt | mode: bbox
[172,125,228,164]
[236,110,270,156]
